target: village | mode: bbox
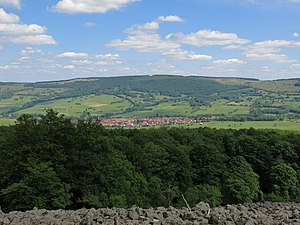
[99,117,202,128]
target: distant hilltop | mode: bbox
[0,75,300,121]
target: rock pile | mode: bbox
[1,202,300,225]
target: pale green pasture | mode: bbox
[19,94,131,117]
[204,121,300,131]
[0,96,33,113]
[0,118,16,126]
[196,99,250,115]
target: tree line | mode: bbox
[1,110,300,212]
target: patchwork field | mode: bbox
[0,118,15,126]
[19,94,131,117]
[0,76,300,129]
[204,121,300,131]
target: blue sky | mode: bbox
[0,0,300,82]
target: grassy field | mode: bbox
[0,118,16,126]
[145,120,300,131]
[0,116,299,132]
[248,80,300,93]
[19,94,132,117]
[203,121,300,131]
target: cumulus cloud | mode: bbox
[95,54,120,60]
[290,63,300,69]
[162,49,212,60]
[57,52,121,61]
[84,22,96,27]
[0,0,21,9]
[293,32,299,37]
[108,33,180,52]
[57,52,89,58]
[0,8,19,23]
[243,40,300,62]
[20,47,42,56]
[158,15,184,22]
[63,65,75,70]
[0,24,46,35]
[3,35,57,45]
[53,0,137,14]
[0,8,56,45]
[213,58,246,65]
[126,21,160,34]
[245,53,290,62]
[109,18,248,63]
[166,29,250,47]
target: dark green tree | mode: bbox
[223,156,260,204]
[1,161,70,212]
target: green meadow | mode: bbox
[203,121,300,131]
[19,94,131,117]
[0,118,16,126]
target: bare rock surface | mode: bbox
[1,202,300,225]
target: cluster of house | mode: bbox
[99,117,202,128]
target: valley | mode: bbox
[1,75,300,128]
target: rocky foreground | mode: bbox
[1,202,300,225]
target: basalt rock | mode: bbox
[1,202,300,225]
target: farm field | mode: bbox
[203,121,300,131]
[0,118,15,126]
[19,94,131,117]
[0,76,300,124]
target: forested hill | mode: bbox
[0,75,300,120]
[1,110,300,212]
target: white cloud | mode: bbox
[261,66,271,72]
[95,61,109,65]
[126,21,160,34]
[3,35,57,45]
[71,59,93,64]
[213,58,246,65]
[0,8,19,23]
[108,33,180,52]
[290,63,300,69]
[251,40,300,48]
[20,47,42,56]
[84,22,96,27]
[95,54,120,60]
[293,32,299,37]
[57,52,121,61]
[0,23,46,35]
[0,0,21,9]
[125,15,184,35]
[166,29,250,47]
[53,0,137,14]
[243,40,300,62]
[162,49,212,60]
[0,8,56,45]
[63,65,75,70]
[158,15,184,22]
[245,53,290,62]
[57,52,89,58]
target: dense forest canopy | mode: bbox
[1,110,300,212]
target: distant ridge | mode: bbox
[0,75,300,119]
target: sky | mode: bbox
[0,0,300,82]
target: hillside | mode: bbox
[0,75,300,121]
